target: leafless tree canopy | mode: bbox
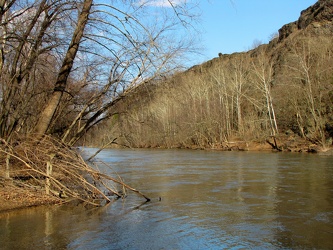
[0,0,200,143]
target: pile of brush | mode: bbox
[0,135,149,208]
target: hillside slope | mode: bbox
[85,0,333,152]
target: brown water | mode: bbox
[1,149,333,249]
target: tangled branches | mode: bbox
[0,135,150,209]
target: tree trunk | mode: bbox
[34,0,93,137]
[34,91,63,136]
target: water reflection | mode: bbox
[1,149,333,249]
[274,155,333,249]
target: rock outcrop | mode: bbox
[279,0,333,41]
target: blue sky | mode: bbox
[197,0,317,62]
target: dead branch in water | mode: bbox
[96,172,151,202]
[87,137,118,161]
[0,135,150,207]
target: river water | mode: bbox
[1,149,333,249]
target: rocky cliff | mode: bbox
[279,0,333,41]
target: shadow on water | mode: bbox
[1,149,333,249]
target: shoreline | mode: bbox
[1,142,332,213]
[0,181,61,213]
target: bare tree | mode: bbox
[34,0,93,137]
[0,0,200,144]
[283,36,333,146]
[251,46,278,136]
[0,0,79,140]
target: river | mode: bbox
[1,149,333,249]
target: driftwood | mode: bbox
[87,137,118,161]
[0,135,150,207]
[266,136,282,151]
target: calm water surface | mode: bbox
[1,149,333,249]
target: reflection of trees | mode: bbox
[274,155,333,249]
[159,153,281,238]
[0,204,109,248]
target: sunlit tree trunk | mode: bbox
[251,47,278,136]
[230,56,249,135]
[34,0,93,137]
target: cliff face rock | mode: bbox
[298,0,333,28]
[278,21,297,41]
[279,0,333,41]
[201,0,333,72]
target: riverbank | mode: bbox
[209,135,332,153]
[1,135,332,213]
[151,134,333,154]
[0,180,61,213]
[0,136,124,213]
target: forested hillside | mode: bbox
[83,0,333,152]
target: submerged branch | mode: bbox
[97,172,151,202]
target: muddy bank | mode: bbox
[172,134,333,154]
[0,180,61,213]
